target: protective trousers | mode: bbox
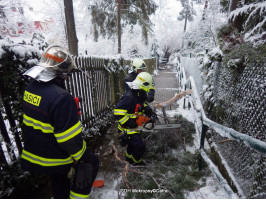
[126,134,146,164]
[51,154,99,199]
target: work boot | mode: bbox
[131,161,146,166]
[125,157,133,164]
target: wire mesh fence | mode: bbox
[181,56,265,198]
[208,62,266,198]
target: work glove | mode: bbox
[75,162,93,189]
[68,167,75,183]
[147,89,155,103]
[118,132,129,147]
[144,107,153,117]
[151,111,158,121]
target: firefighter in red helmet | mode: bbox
[21,45,99,199]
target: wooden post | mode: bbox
[64,0,78,56]
[184,0,188,32]
[118,0,121,53]
[0,111,16,162]
[198,124,208,170]
[200,124,208,149]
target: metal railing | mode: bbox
[176,58,266,198]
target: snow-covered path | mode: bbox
[90,65,231,199]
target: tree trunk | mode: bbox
[202,0,208,20]
[117,0,121,54]
[229,0,240,12]
[184,0,188,32]
[64,0,78,56]
[229,0,243,32]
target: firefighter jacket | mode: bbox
[21,79,90,174]
[114,89,152,135]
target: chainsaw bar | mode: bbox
[140,123,181,132]
[153,124,181,129]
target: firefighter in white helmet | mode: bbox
[114,72,155,165]
[124,58,155,103]
[21,45,99,199]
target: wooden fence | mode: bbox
[0,56,157,165]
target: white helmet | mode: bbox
[23,45,77,82]
[131,58,147,73]
[132,72,154,92]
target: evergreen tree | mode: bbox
[220,0,230,13]
[88,0,157,45]
[177,0,196,31]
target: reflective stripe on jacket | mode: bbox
[21,80,89,174]
[70,190,90,199]
[114,89,148,135]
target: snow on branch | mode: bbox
[244,3,266,28]
[245,18,266,42]
[229,2,266,23]
[245,31,266,44]
[156,89,192,109]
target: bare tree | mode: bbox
[64,0,78,56]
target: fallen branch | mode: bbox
[123,164,129,189]
[156,89,193,109]
[112,146,174,197]
[151,176,175,199]
[112,144,129,189]
[128,168,175,198]
[112,144,125,162]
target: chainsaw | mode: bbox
[135,105,181,133]
[137,119,181,132]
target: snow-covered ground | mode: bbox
[170,100,231,199]
[90,65,235,199]
[2,0,255,198]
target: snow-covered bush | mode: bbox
[0,160,51,198]
[207,47,223,62]
[0,38,44,198]
[222,42,265,74]
[0,39,41,122]
[217,24,244,53]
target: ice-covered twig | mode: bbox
[156,89,193,109]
